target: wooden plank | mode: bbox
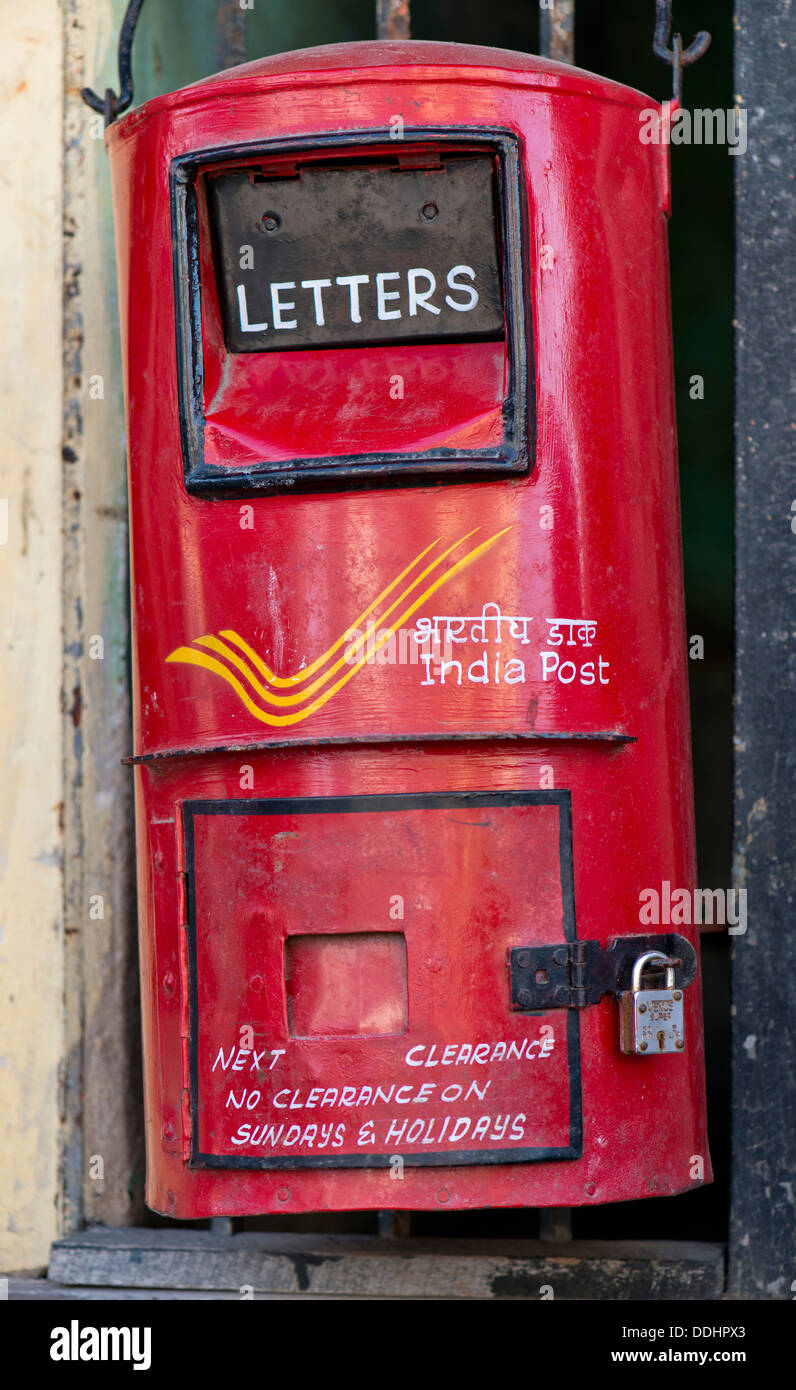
[731,0,796,1301]
[49,1230,725,1300]
[63,0,146,1234]
[10,1278,347,1301]
[0,1,66,1273]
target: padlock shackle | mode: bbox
[632,950,676,993]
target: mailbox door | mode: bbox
[185,792,577,1171]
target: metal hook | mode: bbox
[653,0,711,104]
[81,0,147,127]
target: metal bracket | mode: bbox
[509,934,698,1011]
[81,0,146,127]
[653,1,711,104]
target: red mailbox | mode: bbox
[107,41,711,1216]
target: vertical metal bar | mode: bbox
[730,0,796,1300]
[538,0,575,64]
[376,1,411,41]
[210,1217,235,1235]
[214,0,247,70]
[539,1208,573,1241]
[377,1210,412,1237]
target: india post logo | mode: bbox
[166,528,508,726]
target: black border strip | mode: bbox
[169,128,532,493]
[183,789,582,1170]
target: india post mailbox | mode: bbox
[107,41,711,1216]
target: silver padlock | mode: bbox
[619,951,685,1056]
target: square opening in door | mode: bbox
[285,931,408,1039]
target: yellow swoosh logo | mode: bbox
[191,529,479,706]
[217,533,449,688]
[165,526,510,727]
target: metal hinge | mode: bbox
[508,934,697,1012]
